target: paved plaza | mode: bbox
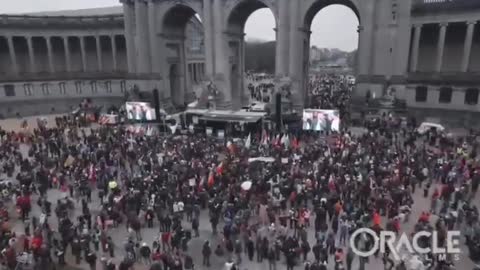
[0,134,477,270]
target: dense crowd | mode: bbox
[308,75,352,122]
[0,88,479,270]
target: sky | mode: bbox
[2,0,359,52]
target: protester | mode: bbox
[0,95,477,270]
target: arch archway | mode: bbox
[159,3,204,107]
[224,0,278,108]
[299,0,361,107]
[302,0,361,30]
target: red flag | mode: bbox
[328,176,336,191]
[373,212,381,226]
[207,172,215,188]
[272,134,280,146]
[216,162,224,175]
[32,236,43,250]
[292,136,299,149]
[261,129,269,145]
[198,176,205,192]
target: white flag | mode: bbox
[245,133,251,149]
[280,134,287,145]
[284,134,290,148]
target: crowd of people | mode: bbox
[308,75,352,123]
[0,79,479,270]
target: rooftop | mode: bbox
[24,6,123,17]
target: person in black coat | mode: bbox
[202,240,211,266]
[192,217,199,237]
[85,249,97,270]
[184,254,194,270]
[312,241,321,262]
[286,248,296,270]
[302,240,311,261]
[71,238,82,264]
[140,243,152,265]
[346,249,354,270]
[246,238,255,261]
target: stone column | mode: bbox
[135,0,150,73]
[288,0,300,77]
[45,36,54,73]
[6,36,18,74]
[197,64,201,81]
[26,36,36,73]
[213,0,231,107]
[95,35,103,71]
[198,63,201,82]
[180,40,188,104]
[213,0,225,75]
[203,0,215,76]
[240,38,247,106]
[79,36,87,72]
[122,0,136,73]
[410,24,422,72]
[462,21,476,72]
[63,36,72,72]
[187,63,193,83]
[435,23,448,72]
[196,63,200,82]
[356,25,365,74]
[188,63,192,83]
[356,1,375,77]
[275,0,289,76]
[111,35,118,71]
[193,64,197,83]
[198,63,202,81]
[148,0,160,73]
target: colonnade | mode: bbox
[409,21,477,72]
[4,35,121,74]
[188,63,205,84]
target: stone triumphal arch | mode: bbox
[1,0,479,119]
[122,0,411,109]
[121,0,411,110]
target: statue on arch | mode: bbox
[207,80,219,97]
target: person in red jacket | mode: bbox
[419,211,430,223]
[17,194,31,221]
[161,231,171,251]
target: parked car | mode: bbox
[416,122,446,135]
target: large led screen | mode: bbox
[302,109,340,132]
[126,102,156,121]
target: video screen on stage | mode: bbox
[302,109,340,132]
[126,102,156,121]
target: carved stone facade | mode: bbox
[0,7,204,117]
[122,0,416,111]
[2,0,480,118]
